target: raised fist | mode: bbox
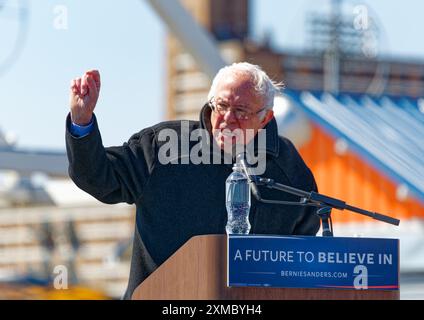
[69,69,101,125]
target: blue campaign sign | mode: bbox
[227,235,399,290]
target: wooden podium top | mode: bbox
[132,235,399,300]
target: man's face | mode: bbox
[210,73,274,152]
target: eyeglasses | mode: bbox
[208,97,267,121]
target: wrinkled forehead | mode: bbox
[214,73,261,104]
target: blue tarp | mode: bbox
[286,90,424,203]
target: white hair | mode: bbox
[207,62,284,114]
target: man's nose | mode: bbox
[223,109,238,123]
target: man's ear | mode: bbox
[260,109,274,127]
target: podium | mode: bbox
[132,235,399,300]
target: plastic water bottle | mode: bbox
[225,162,251,234]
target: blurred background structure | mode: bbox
[0,0,423,299]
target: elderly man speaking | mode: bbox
[66,62,320,299]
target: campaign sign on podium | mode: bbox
[227,235,399,290]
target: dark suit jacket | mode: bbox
[65,105,320,299]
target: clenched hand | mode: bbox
[69,69,101,125]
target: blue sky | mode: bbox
[1,0,424,150]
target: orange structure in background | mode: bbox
[299,123,424,224]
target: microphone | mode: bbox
[236,152,262,200]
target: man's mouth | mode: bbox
[217,130,238,143]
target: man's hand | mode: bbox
[69,70,101,125]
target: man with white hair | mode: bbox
[66,62,320,299]
[207,62,277,151]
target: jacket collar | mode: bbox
[199,104,280,158]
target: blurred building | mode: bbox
[0,184,134,298]
[167,0,282,120]
[166,0,424,269]
[167,0,424,121]
[0,149,134,298]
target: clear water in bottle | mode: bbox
[225,162,251,234]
